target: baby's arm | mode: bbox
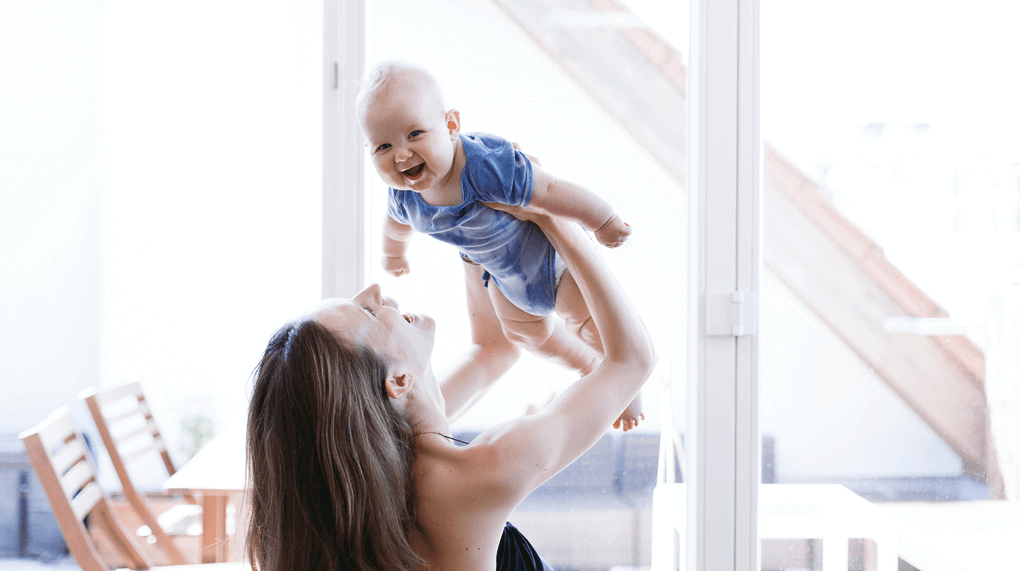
[528,165,632,248]
[381,214,413,277]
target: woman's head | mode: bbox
[310,284,437,397]
[245,295,425,571]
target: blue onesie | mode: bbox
[388,133,560,316]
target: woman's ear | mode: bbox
[385,371,415,400]
[445,109,461,138]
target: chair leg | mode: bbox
[135,502,189,565]
[92,502,154,570]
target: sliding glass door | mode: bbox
[760,1,1020,569]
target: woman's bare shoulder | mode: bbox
[414,420,544,512]
[412,437,524,568]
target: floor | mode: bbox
[0,558,79,571]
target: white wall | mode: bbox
[760,272,962,479]
[1,3,324,490]
[98,2,324,466]
[0,1,103,436]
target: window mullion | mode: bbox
[688,0,760,569]
[322,0,366,299]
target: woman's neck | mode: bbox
[404,368,452,436]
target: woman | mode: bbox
[245,211,655,571]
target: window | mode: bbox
[761,1,1020,569]
[358,1,689,567]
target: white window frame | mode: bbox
[687,0,761,570]
[324,1,762,569]
[322,0,366,299]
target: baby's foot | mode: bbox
[613,393,645,432]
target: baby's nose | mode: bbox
[395,147,413,162]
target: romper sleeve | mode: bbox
[387,189,410,225]
[467,136,534,207]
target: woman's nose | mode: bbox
[355,283,382,304]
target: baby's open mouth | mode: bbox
[402,163,425,180]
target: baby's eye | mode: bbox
[375,143,391,153]
[361,305,376,317]
[408,130,422,139]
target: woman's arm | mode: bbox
[466,210,655,503]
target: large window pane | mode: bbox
[99,1,323,485]
[367,0,688,567]
[762,1,1020,568]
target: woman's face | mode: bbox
[310,284,436,379]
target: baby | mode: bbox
[356,62,643,430]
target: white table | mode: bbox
[881,500,1020,571]
[163,425,247,563]
[651,483,899,571]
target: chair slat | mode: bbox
[121,441,164,464]
[36,411,76,452]
[70,482,103,522]
[105,401,151,427]
[60,460,94,500]
[113,422,158,446]
[51,439,86,475]
[90,381,143,407]
[118,435,156,458]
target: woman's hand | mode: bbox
[481,201,550,227]
[511,141,542,167]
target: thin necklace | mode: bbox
[415,432,470,445]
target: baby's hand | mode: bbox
[382,255,410,277]
[594,213,631,248]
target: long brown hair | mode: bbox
[246,318,422,571]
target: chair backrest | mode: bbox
[20,407,155,571]
[81,383,192,565]
[81,383,178,478]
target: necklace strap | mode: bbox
[414,432,470,445]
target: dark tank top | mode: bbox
[496,522,552,571]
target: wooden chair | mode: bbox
[19,407,241,571]
[80,383,202,565]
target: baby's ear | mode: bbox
[445,109,461,138]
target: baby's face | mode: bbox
[360,84,456,193]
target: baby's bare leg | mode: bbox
[487,282,598,376]
[553,267,603,354]
[440,262,522,422]
[556,268,645,431]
